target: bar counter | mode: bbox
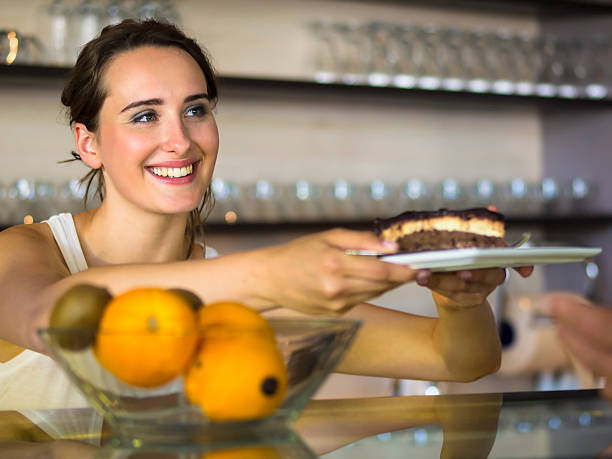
[1,389,610,458]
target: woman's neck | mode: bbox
[74,203,192,267]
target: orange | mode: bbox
[184,333,287,422]
[198,301,274,341]
[202,445,281,458]
[94,287,198,388]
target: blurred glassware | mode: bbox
[104,0,130,27]
[136,0,181,24]
[14,34,44,65]
[553,38,580,99]
[569,177,590,201]
[536,177,560,214]
[469,178,498,208]
[399,178,433,211]
[322,179,360,220]
[584,36,609,99]
[415,25,443,90]
[161,0,182,25]
[40,0,71,65]
[365,21,394,86]
[306,19,610,101]
[436,178,465,209]
[566,177,594,213]
[439,28,467,91]
[361,180,395,218]
[334,22,369,85]
[503,178,535,215]
[33,181,58,221]
[535,35,559,97]
[490,30,517,95]
[57,178,87,214]
[69,0,105,63]
[280,180,323,221]
[8,179,36,222]
[209,177,240,224]
[308,19,340,83]
[391,24,419,88]
[462,29,492,93]
[241,180,282,223]
[513,33,539,95]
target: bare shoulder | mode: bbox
[0,223,69,275]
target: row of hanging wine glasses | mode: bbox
[34,0,180,65]
[308,20,610,99]
[0,177,593,226]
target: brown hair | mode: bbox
[61,19,218,257]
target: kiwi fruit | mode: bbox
[49,284,112,350]
[169,288,204,311]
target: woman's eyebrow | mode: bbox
[120,98,162,113]
[120,93,209,113]
[184,93,210,103]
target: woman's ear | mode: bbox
[74,123,102,169]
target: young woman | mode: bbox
[0,20,531,410]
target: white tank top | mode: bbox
[0,214,91,410]
[0,213,99,441]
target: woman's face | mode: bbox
[93,45,219,215]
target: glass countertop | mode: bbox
[1,389,610,458]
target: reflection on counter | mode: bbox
[0,390,610,458]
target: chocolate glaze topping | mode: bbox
[373,207,504,235]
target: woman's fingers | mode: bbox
[417,268,506,290]
[322,228,397,253]
[513,265,534,277]
[340,255,417,284]
[417,268,505,308]
[300,276,402,316]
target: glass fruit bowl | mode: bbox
[38,318,361,443]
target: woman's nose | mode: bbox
[161,118,191,154]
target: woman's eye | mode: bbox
[131,111,157,123]
[185,104,207,118]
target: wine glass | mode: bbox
[307,19,340,83]
[391,24,419,88]
[364,21,395,86]
[69,0,105,63]
[40,0,71,65]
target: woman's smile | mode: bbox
[146,159,200,185]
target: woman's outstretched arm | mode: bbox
[331,268,507,382]
[0,225,415,353]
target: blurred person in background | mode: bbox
[543,291,612,399]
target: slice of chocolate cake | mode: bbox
[374,208,506,252]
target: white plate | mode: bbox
[376,247,602,272]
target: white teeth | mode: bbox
[150,164,193,178]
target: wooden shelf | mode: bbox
[1,64,610,106]
[203,214,612,232]
[5,214,610,234]
[389,0,612,13]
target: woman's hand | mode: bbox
[416,264,533,309]
[256,229,417,315]
[416,268,507,309]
